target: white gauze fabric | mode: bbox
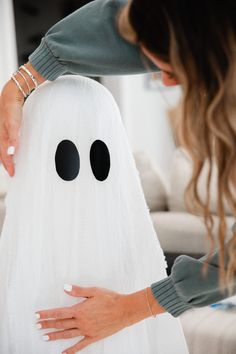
[0,76,188,354]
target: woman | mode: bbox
[0,0,236,353]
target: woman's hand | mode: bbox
[0,63,45,176]
[0,80,24,176]
[35,285,165,354]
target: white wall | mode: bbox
[0,0,18,90]
[102,74,181,179]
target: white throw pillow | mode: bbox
[133,151,168,211]
[168,148,233,215]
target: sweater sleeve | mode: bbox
[29,0,155,80]
[151,225,236,317]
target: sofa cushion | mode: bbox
[180,304,236,354]
[134,151,168,211]
[168,148,233,216]
[151,211,235,254]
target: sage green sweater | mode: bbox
[29,0,236,317]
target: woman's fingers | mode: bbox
[37,318,77,330]
[36,306,75,320]
[0,137,15,176]
[42,328,83,341]
[63,337,93,354]
[0,142,17,177]
[64,284,99,298]
[1,155,14,177]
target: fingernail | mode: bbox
[64,284,72,292]
[36,323,42,329]
[43,335,50,341]
[7,146,15,155]
[35,313,40,319]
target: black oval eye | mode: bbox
[90,140,110,181]
[55,140,80,181]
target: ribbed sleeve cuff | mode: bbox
[29,40,66,81]
[151,277,193,317]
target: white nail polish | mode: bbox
[43,335,50,341]
[35,313,40,319]
[64,284,72,292]
[7,146,15,155]
[36,323,42,329]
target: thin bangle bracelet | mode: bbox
[17,70,31,95]
[20,65,38,89]
[145,287,156,318]
[11,74,27,98]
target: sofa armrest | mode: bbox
[133,151,169,211]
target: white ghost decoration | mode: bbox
[0,76,188,353]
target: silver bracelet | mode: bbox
[11,73,27,98]
[145,287,156,318]
[18,70,31,95]
[20,65,38,89]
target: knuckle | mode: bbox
[51,311,57,318]
[45,322,52,329]
[43,320,52,329]
[56,320,64,328]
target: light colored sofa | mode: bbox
[134,148,235,258]
[179,301,236,354]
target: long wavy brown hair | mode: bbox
[127,0,236,291]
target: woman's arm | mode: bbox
[29,0,155,80]
[151,234,236,317]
